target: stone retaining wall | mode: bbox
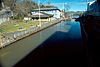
[0,19,63,48]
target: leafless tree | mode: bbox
[2,0,33,16]
[3,0,16,10]
[0,0,2,9]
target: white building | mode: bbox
[31,8,61,19]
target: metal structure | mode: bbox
[38,0,41,27]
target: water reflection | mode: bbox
[15,22,86,66]
[56,22,72,32]
[39,22,82,47]
[0,22,83,67]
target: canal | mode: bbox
[0,21,87,67]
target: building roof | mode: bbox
[32,8,60,12]
[32,12,53,18]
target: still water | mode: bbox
[0,21,83,67]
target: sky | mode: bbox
[32,0,96,11]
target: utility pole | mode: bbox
[38,0,41,27]
[48,0,51,5]
[63,3,65,12]
[63,3,66,19]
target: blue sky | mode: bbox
[32,0,96,11]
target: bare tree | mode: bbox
[0,0,2,9]
[13,0,33,16]
[22,0,32,16]
[2,0,32,16]
[32,2,38,9]
[3,0,16,10]
[0,0,5,10]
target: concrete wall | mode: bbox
[87,1,100,16]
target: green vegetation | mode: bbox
[11,15,24,20]
[0,20,49,33]
[40,4,57,8]
[0,0,57,33]
[0,21,36,33]
[32,2,57,9]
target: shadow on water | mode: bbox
[14,22,88,67]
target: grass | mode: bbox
[0,20,49,33]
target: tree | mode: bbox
[0,0,5,10]
[1,0,56,19]
[32,2,38,9]
[15,0,34,16]
[3,0,16,10]
[39,3,57,8]
[0,0,2,9]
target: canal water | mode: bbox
[0,21,87,67]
